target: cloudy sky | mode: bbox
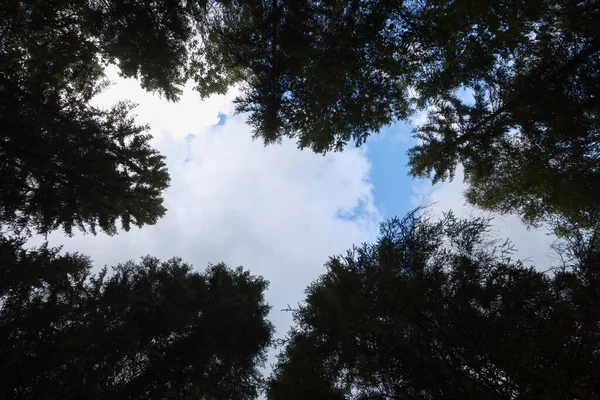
[31,66,558,368]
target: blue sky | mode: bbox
[366,121,418,220]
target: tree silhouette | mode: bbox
[269,210,600,399]
[0,236,274,399]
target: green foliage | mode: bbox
[0,236,273,399]
[198,0,412,152]
[0,77,170,235]
[192,0,600,230]
[407,0,600,229]
[268,210,600,399]
[86,0,201,101]
[268,335,346,400]
[6,0,598,231]
[1,0,171,236]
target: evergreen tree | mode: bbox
[4,0,599,231]
[0,74,170,236]
[268,210,600,399]
[407,0,600,231]
[192,0,600,231]
[0,235,273,399]
[1,0,172,235]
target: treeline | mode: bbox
[1,1,598,399]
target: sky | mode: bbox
[29,66,559,371]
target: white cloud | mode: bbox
[93,65,240,138]
[409,109,429,128]
[29,68,381,362]
[411,168,559,270]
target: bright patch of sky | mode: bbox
[365,121,416,219]
[29,66,558,374]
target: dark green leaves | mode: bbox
[88,0,196,101]
[7,0,597,232]
[192,0,600,231]
[197,0,413,153]
[0,237,274,400]
[268,211,600,399]
[1,0,171,236]
[0,76,170,235]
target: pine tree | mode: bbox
[0,235,274,399]
[192,0,600,231]
[1,0,170,235]
[269,210,600,399]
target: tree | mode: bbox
[196,0,412,152]
[1,0,201,101]
[1,1,179,235]
[191,0,600,232]
[5,1,598,232]
[0,73,170,236]
[406,0,600,231]
[268,210,600,399]
[0,235,274,399]
[267,335,346,400]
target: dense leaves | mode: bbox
[0,76,170,235]
[194,0,600,231]
[4,1,598,231]
[1,0,172,235]
[0,236,273,399]
[3,2,600,397]
[407,0,600,231]
[85,0,204,101]
[268,211,600,399]
[197,0,412,152]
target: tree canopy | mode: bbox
[268,211,600,399]
[3,2,599,398]
[1,0,172,236]
[204,0,600,232]
[0,235,273,399]
[3,1,598,232]
[406,0,600,232]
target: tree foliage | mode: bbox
[197,0,413,152]
[3,3,600,397]
[193,0,600,231]
[4,1,598,231]
[268,211,600,399]
[0,235,273,399]
[406,0,600,231]
[1,0,172,235]
[0,76,170,236]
